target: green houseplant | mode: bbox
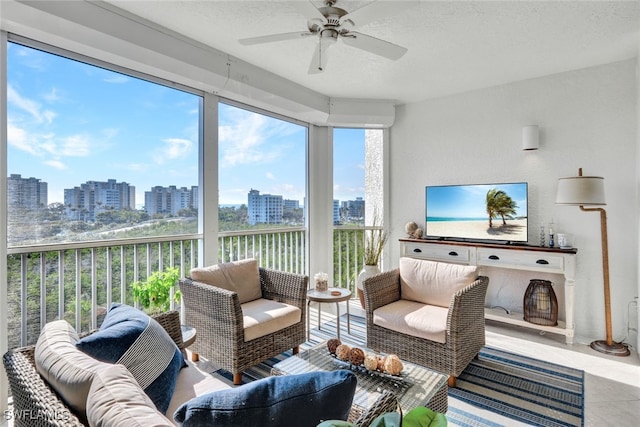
[317,406,447,427]
[132,266,181,314]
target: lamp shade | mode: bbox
[555,175,606,205]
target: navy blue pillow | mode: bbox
[173,370,357,427]
[76,303,185,414]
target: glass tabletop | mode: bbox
[271,342,448,413]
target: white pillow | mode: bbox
[34,320,109,420]
[87,364,173,427]
[399,257,478,308]
[190,259,262,304]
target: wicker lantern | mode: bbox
[523,279,558,326]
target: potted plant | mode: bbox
[132,266,181,314]
[357,215,388,308]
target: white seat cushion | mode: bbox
[399,257,478,308]
[373,299,449,344]
[241,298,301,342]
[190,259,262,304]
[166,359,231,423]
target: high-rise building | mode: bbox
[7,174,48,211]
[145,185,197,216]
[283,199,300,211]
[248,189,283,225]
[64,179,135,221]
[342,197,365,221]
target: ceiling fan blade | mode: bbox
[239,31,314,46]
[308,38,333,74]
[341,1,419,28]
[292,0,327,22]
[341,31,407,60]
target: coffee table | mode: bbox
[271,342,448,424]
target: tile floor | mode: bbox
[2,301,638,427]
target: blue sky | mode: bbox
[7,41,365,208]
[426,183,528,219]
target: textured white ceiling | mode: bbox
[104,0,639,104]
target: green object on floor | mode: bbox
[402,406,447,427]
[317,406,447,427]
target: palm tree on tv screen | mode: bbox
[486,189,518,228]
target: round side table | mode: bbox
[306,287,351,340]
[181,325,197,361]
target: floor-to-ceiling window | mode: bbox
[333,128,385,295]
[217,101,308,273]
[5,38,202,346]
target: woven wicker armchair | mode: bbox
[179,266,308,385]
[2,311,184,427]
[362,260,489,387]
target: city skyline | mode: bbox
[7,42,367,209]
[8,173,368,212]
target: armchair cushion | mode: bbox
[399,257,478,308]
[173,370,357,427]
[242,298,302,341]
[373,300,449,343]
[34,320,110,421]
[76,303,185,414]
[190,259,262,304]
[86,364,173,427]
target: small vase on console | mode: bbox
[357,265,380,308]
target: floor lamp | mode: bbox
[555,168,630,356]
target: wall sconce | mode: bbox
[522,125,539,151]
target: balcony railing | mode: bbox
[5,226,377,350]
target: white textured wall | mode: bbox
[389,59,637,344]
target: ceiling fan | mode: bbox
[238,0,411,74]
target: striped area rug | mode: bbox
[210,315,584,427]
[449,347,584,427]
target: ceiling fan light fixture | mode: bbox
[320,28,338,43]
[239,0,411,74]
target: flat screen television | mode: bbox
[425,182,528,243]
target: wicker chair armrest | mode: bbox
[3,348,85,427]
[362,269,401,313]
[179,278,244,343]
[151,310,184,351]
[447,275,489,332]
[350,390,398,427]
[260,267,308,309]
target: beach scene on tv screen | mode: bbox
[426,183,528,241]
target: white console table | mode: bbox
[399,239,578,344]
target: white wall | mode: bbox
[389,60,638,344]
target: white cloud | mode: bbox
[219,112,285,167]
[7,122,36,155]
[43,159,67,170]
[7,85,56,124]
[104,75,129,84]
[43,88,61,103]
[59,135,91,157]
[266,172,276,180]
[153,138,193,164]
